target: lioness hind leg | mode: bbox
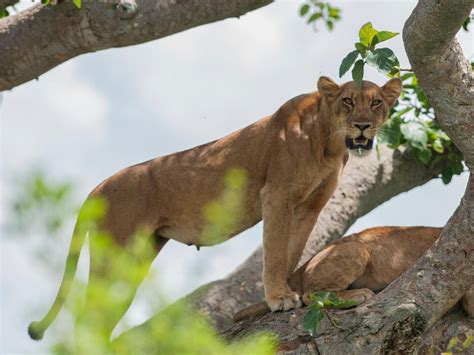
[75,233,168,352]
[333,288,375,305]
[461,285,474,317]
[301,241,370,306]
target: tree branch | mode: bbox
[404,0,474,165]
[0,0,18,10]
[0,0,273,91]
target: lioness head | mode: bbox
[317,76,402,152]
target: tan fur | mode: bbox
[29,77,402,341]
[233,226,474,322]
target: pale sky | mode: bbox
[1,1,472,353]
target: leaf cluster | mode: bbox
[377,73,464,184]
[303,292,357,336]
[430,334,473,355]
[339,22,399,88]
[299,1,341,31]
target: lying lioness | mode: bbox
[29,77,402,341]
[234,226,474,322]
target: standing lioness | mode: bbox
[29,77,402,341]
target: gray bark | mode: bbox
[220,1,474,354]
[0,0,18,10]
[0,0,273,91]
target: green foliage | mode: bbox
[299,1,341,31]
[377,73,464,184]
[336,20,467,184]
[0,8,9,18]
[11,169,273,354]
[202,168,247,245]
[11,169,75,235]
[338,22,399,87]
[303,292,357,336]
[428,334,473,355]
[462,12,473,31]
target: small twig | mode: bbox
[323,309,342,329]
[398,68,413,72]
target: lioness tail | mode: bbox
[28,223,85,340]
[233,301,271,323]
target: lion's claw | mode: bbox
[266,291,302,312]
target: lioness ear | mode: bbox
[317,76,340,98]
[381,78,402,107]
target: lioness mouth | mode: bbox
[346,136,373,150]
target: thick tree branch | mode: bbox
[0,0,18,10]
[112,145,441,348]
[404,0,474,165]
[0,0,273,91]
[223,306,474,354]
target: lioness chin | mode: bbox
[233,226,474,322]
[28,76,402,343]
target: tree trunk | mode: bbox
[0,0,273,91]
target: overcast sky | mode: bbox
[1,1,473,353]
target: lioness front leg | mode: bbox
[287,173,341,275]
[261,187,302,312]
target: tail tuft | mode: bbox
[233,302,271,323]
[28,321,45,341]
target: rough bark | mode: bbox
[0,0,18,10]
[0,0,273,91]
[220,1,474,354]
[112,144,442,346]
[222,306,474,354]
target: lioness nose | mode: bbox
[353,123,372,131]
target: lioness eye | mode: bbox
[342,98,353,106]
[372,99,382,107]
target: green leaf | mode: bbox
[378,117,403,147]
[300,4,310,16]
[463,335,473,349]
[447,337,459,351]
[330,299,359,309]
[303,308,324,336]
[307,12,322,24]
[441,166,453,185]
[400,121,428,150]
[366,48,399,74]
[373,31,399,45]
[451,160,464,175]
[432,138,444,154]
[326,20,334,31]
[339,50,359,78]
[359,22,378,47]
[414,147,432,165]
[355,42,367,57]
[72,0,81,8]
[351,59,364,89]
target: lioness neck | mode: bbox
[291,92,347,159]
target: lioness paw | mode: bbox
[266,291,302,312]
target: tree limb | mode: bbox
[0,0,273,91]
[222,305,473,354]
[0,0,18,11]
